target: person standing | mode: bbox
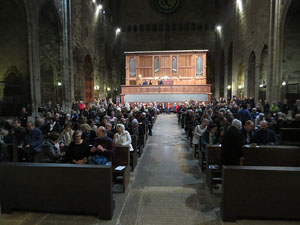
[221,119,244,165]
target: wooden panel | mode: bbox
[140,68,152,77]
[125,51,207,86]
[139,56,152,67]
[121,85,211,94]
[178,55,192,67]
[160,56,170,68]
[129,80,136,85]
[178,68,193,77]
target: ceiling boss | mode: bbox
[155,0,181,14]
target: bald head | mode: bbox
[260,120,268,130]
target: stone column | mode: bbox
[268,0,283,104]
[224,63,229,100]
[62,0,74,112]
[27,2,41,116]
[255,63,260,105]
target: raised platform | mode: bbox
[121,85,211,103]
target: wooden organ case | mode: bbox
[121,50,211,103]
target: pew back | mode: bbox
[221,166,300,222]
[280,128,300,146]
[0,163,113,220]
[243,145,300,166]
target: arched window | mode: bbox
[196,56,203,76]
[172,56,177,72]
[129,58,136,77]
[154,57,159,73]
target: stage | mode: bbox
[121,50,211,103]
[121,84,211,103]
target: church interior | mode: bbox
[0,0,300,225]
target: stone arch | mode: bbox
[259,45,268,102]
[0,0,30,116]
[227,43,233,99]
[247,51,256,98]
[39,0,62,105]
[84,54,94,104]
[281,0,300,104]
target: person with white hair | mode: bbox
[113,124,133,151]
[221,119,244,165]
[231,119,242,130]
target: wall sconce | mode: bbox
[227,85,231,90]
[281,78,286,86]
[238,85,243,89]
[107,87,111,91]
[138,74,142,78]
[116,28,121,34]
[58,82,62,86]
[216,25,222,32]
[94,85,100,90]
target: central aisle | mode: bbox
[118,114,218,225]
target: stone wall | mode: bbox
[0,0,30,115]
[117,0,219,89]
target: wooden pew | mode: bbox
[0,163,114,220]
[205,145,300,193]
[7,144,18,162]
[205,145,222,193]
[243,145,300,166]
[130,135,138,171]
[280,128,300,146]
[221,166,300,222]
[112,145,130,193]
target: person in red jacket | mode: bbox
[78,101,85,112]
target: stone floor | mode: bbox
[1,114,300,225]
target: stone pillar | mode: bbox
[268,0,283,104]
[27,3,41,116]
[255,63,260,105]
[224,63,229,100]
[62,0,74,112]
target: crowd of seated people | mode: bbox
[175,97,300,164]
[0,98,156,163]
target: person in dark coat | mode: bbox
[221,119,244,166]
[253,120,278,145]
[19,122,43,162]
[237,104,251,126]
[241,120,255,145]
[67,130,90,164]
[89,127,114,165]
[38,132,62,163]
